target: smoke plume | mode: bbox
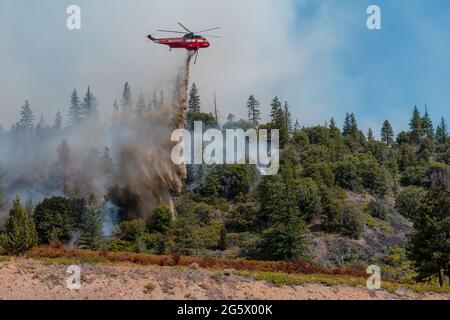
[109,53,193,218]
[0,53,193,222]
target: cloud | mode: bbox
[1,0,450,134]
[0,0,318,126]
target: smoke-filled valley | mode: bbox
[0,54,193,222]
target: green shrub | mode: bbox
[34,197,76,244]
[256,222,308,260]
[302,162,335,187]
[301,145,332,163]
[297,178,322,222]
[120,220,148,242]
[367,199,395,220]
[334,158,361,191]
[324,201,364,239]
[338,203,364,239]
[169,217,200,254]
[195,221,222,249]
[401,166,427,186]
[226,203,256,232]
[151,206,172,233]
[381,247,416,281]
[107,239,136,252]
[193,203,213,225]
[198,165,254,200]
[396,143,416,170]
[217,226,227,250]
[365,141,388,163]
[395,186,427,220]
[292,131,309,148]
[226,232,259,250]
[176,200,213,225]
[142,232,165,254]
[358,158,389,195]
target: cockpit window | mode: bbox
[183,34,204,40]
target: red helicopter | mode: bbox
[147,22,220,63]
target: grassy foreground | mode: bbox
[235,271,450,294]
[1,245,448,295]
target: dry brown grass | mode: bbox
[143,282,156,294]
[25,245,368,278]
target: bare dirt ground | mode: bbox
[0,258,448,300]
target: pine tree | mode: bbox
[19,100,35,131]
[159,90,165,109]
[284,101,292,134]
[35,114,46,136]
[55,139,73,195]
[120,82,133,116]
[257,151,308,260]
[188,83,201,113]
[78,195,104,250]
[247,95,261,125]
[343,113,351,135]
[270,96,282,122]
[34,114,48,142]
[81,86,98,120]
[217,226,227,250]
[343,113,358,136]
[112,100,120,125]
[151,92,159,110]
[409,106,422,143]
[100,147,114,176]
[68,89,82,126]
[421,107,434,139]
[0,197,38,255]
[329,118,337,130]
[329,117,341,137]
[25,197,34,215]
[294,119,301,133]
[282,101,292,144]
[53,111,63,132]
[381,119,394,146]
[342,113,364,150]
[367,128,374,141]
[135,94,146,116]
[269,97,290,146]
[349,113,358,134]
[408,186,450,286]
[83,146,101,183]
[435,117,448,145]
[0,167,5,209]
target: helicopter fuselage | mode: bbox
[147,34,210,51]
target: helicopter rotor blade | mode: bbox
[195,27,220,33]
[202,35,222,38]
[177,22,192,33]
[157,30,186,34]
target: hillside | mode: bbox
[1,90,450,291]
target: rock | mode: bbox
[189,263,200,270]
[223,269,235,276]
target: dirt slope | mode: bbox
[0,258,447,300]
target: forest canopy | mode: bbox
[0,83,449,286]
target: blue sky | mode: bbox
[1,0,450,136]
